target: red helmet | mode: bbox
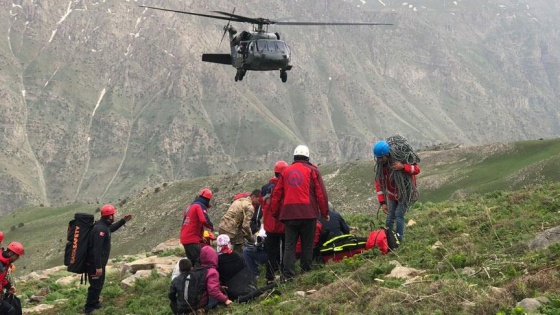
[274,160,288,173]
[198,188,213,200]
[101,204,116,216]
[7,242,24,256]
[0,231,3,243]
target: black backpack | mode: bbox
[64,213,94,274]
[384,227,400,251]
[183,267,208,309]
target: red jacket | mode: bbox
[180,198,214,245]
[270,160,329,221]
[375,163,420,203]
[0,254,12,291]
[260,177,284,233]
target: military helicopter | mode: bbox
[140,6,392,83]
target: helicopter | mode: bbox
[140,6,392,83]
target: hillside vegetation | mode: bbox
[0,138,559,313]
[2,138,560,274]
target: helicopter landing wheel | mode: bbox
[280,70,287,83]
[235,73,239,82]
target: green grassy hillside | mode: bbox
[14,181,560,314]
[1,139,560,274]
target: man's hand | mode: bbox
[124,215,132,222]
[323,215,330,222]
[381,204,388,215]
[7,286,16,294]
[391,161,404,171]
[225,299,233,306]
[95,268,103,277]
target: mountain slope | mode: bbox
[0,0,559,212]
[2,138,560,274]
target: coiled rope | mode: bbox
[375,135,421,204]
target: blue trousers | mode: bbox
[243,248,267,277]
[386,199,409,242]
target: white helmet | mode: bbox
[294,145,310,158]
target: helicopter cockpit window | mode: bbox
[256,40,289,53]
[257,40,268,52]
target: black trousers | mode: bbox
[183,243,201,267]
[0,300,16,315]
[283,219,316,279]
[264,232,284,281]
[85,263,106,313]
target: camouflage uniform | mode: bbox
[219,197,256,251]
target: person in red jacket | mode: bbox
[260,160,288,284]
[373,139,420,242]
[0,242,24,315]
[271,145,329,281]
[180,188,215,267]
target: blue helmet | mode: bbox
[373,141,390,158]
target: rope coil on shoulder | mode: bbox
[375,135,420,205]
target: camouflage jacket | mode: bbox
[219,197,255,242]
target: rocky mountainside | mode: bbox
[1,0,559,212]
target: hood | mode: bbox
[200,245,218,269]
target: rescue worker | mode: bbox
[219,190,260,253]
[271,145,329,281]
[0,242,24,315]
[318,201,350,243]
[373,140,420,242]
[180,188,215,267]
[260,160,288,284]
[84,204,132,315]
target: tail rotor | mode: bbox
[220,7,236,45]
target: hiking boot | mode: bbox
[94,302,102,309]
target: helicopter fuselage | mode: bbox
[230,31,292,72]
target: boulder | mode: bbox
[120,270,154,289]
[528,226,560,250]
[151,238,183,254]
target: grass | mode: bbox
[3,138,560,313]
[10,181,560,314]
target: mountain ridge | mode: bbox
[0,0,559,213]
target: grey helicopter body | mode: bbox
[140,6,391,83]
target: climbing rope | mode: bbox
[375,135,420,204]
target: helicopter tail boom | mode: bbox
[202,53,232,65]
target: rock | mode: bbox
[29,295,46,303]
[306,289,317,295]
[388,260,401,267]
[516,297,548,313]
[431,241,443,250]
[294,291,306,297]
[22,303,56,313]
[528,226,560,250]
[120,270,154,289]
[151,238,183,254]
[55,275,80,286]
[121,256,179,275]
[387,266,425,280]
[462,267,476,276]
[406,219,416,227]
[490,286,506,295]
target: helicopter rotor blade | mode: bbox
[139,5,246,23]
[220,7,236,45]
[141,6,393,27]
[212,11,271,25]
[274,21,393,26]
